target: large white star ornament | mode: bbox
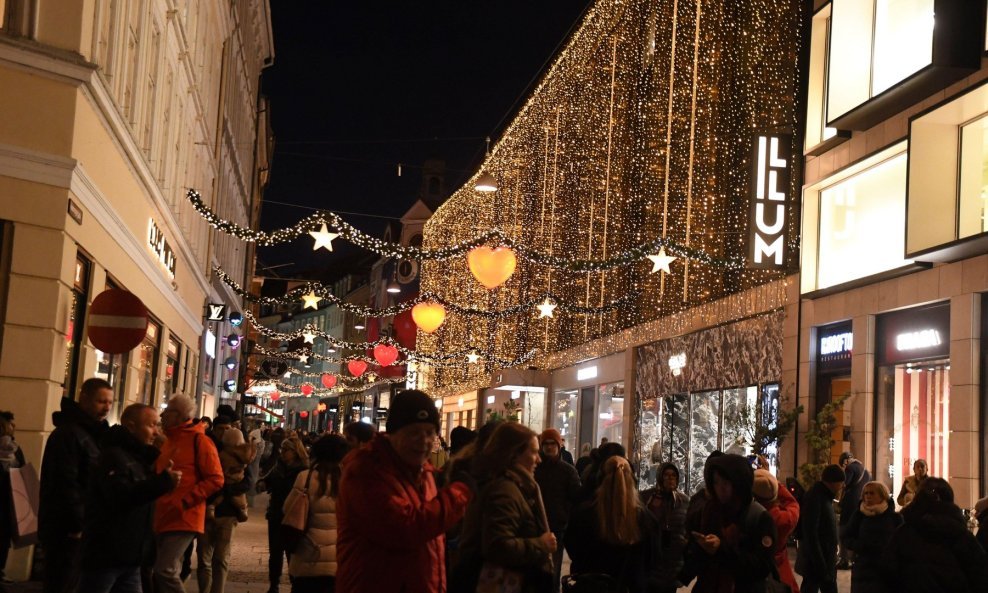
[466,352,480,364]
[301,292,321,310]
[298,354,310,365]
[302,330,317,344]
[647,247,677,274]
[537,299,557,318]
[309,223,340,252]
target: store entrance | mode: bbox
[579,386,596,451]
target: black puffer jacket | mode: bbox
[843,500,902,593]
[641,464,690,590]
[38,397,109,541]
[534,453,580,534]
[681,454,776,593]
[881,500,988,593]
[81,425,173,568]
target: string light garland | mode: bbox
[190,190,742,270]
[216,265,638,318]
[416,0,801,390]
[254,344,538,370]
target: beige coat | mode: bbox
[284,470,338,577]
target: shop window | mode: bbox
[552,389,579,454]
[804,4,848,154]
[62,254,91,399]
[137,320,161,405]
[164,335,182,397]
[801,143,912,293]
[958,115,988,239]
[596,382,624,447]
[829,0,934,124]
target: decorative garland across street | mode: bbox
[253,344,537,369]
[190,189,742,270]
[217,266,636,318]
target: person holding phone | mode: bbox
[679,454,776,593]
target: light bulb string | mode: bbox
[254,344,536,369]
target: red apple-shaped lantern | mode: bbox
[467,246,517,289]
[347,360,368,377]
[300,384,313,396]
[321,373,337,389]
[411,301,446,333]
[373,344,399,367]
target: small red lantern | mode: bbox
[321,373,337,389]
[300,384,313,396]
[347,360,368,377]
[299,410,309,419]
[271,391,280,401]
[373,344,399,367]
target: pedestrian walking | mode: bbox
[577,442,626,503]
[795,464,844,593]
[565,455,647,592]
[451,422,554,593]
[680,454,777,593]
[0,411,24,585]
[895,458,928,508]
[640,462,689,593]
[534,428,580,592]
[336,389,473,593]
[257,435,308,593]
[284,434,348,593]
[153,395,224,593]
[752,469,800,593]
[39,377,113,593]
[843,481,901,593]
[575,443,593,477]
[341,421,374,450]
[78,403,180,593]
[838,452,870,569]
[881,477,988,592]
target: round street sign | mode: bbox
[87,289,149,354]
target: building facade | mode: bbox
[798,0,987,506]
[0,0,272,553]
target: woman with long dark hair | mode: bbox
[451,422,555,593]
[283,434,349,593]
[256,435,308,593]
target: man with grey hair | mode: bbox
[153,395,223,593]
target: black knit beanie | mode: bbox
[386,390,441,434]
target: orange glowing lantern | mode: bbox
[411,301,446,333]
[373,344,399,367]
[467,246,516,289]
[347,360,368,377]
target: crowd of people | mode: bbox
[13,380,988,593]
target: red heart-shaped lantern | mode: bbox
[271,391,280,401]
[467,246,517,289]
[300,384,313,396]
[321,373,337,389]
[374,344,399,367]
[411,301,446,333]
[299,410,309,418]
[347,360,368,377]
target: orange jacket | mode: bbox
[153,421,223,534]
[336,434,471,593]
[767,484,801,593]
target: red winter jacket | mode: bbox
[336,434,472,593]
[767,484,800,593]
[153,420,223,535]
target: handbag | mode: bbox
[280,470,310,553]
[8,462,39,548]
[475,562,523,593]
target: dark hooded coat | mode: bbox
[794,481,839,584]
[641,462,690,591]
[881,499,988,593]
[839,459,870,526]
[681,454,776,593]
[38,397,109,542]
[843,498,902,593]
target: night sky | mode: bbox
[257,1,595,278]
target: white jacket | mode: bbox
[284,469,338,577]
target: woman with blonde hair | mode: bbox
[564,455,647,592]
[449,422,554,593]
[844,481,901,593]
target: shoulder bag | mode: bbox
[280,469,311,553]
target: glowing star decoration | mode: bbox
[536,299,557,318]
[647,248,677,274]
[467,246,517,289]
[302,330,317,344]
[301,292,321,310]
[411,302,446,333]
[308,223,340,252]
[298,353,310,365]
[321,374,337,389]
[347,360,368,377]
[466,352,480,364]
[373,344,399,367]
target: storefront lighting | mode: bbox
[612,396,624,402]
[330,408,337,413]
[895,329,941,351]
[487,395,495,404]
[576,366,598,381]
[354,322,365,331]
[494,385,546,393]
[228,312,244,327]
[226,334,241,349]
[361,416,371,423]
[223,379,237,393]
[599,412,614,420]
[386,280,401,294]
[457,397,464,408]
[434,399,442,409]
[224,357,237,371]
[510,391,520,400]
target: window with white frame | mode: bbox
[827,0,935,123]
[801,143,914,292]
[805,4,839,151]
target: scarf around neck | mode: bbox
[859,500,889,516]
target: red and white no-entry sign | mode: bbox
[87,289,149,354]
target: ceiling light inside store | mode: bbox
[494,385,546,393]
